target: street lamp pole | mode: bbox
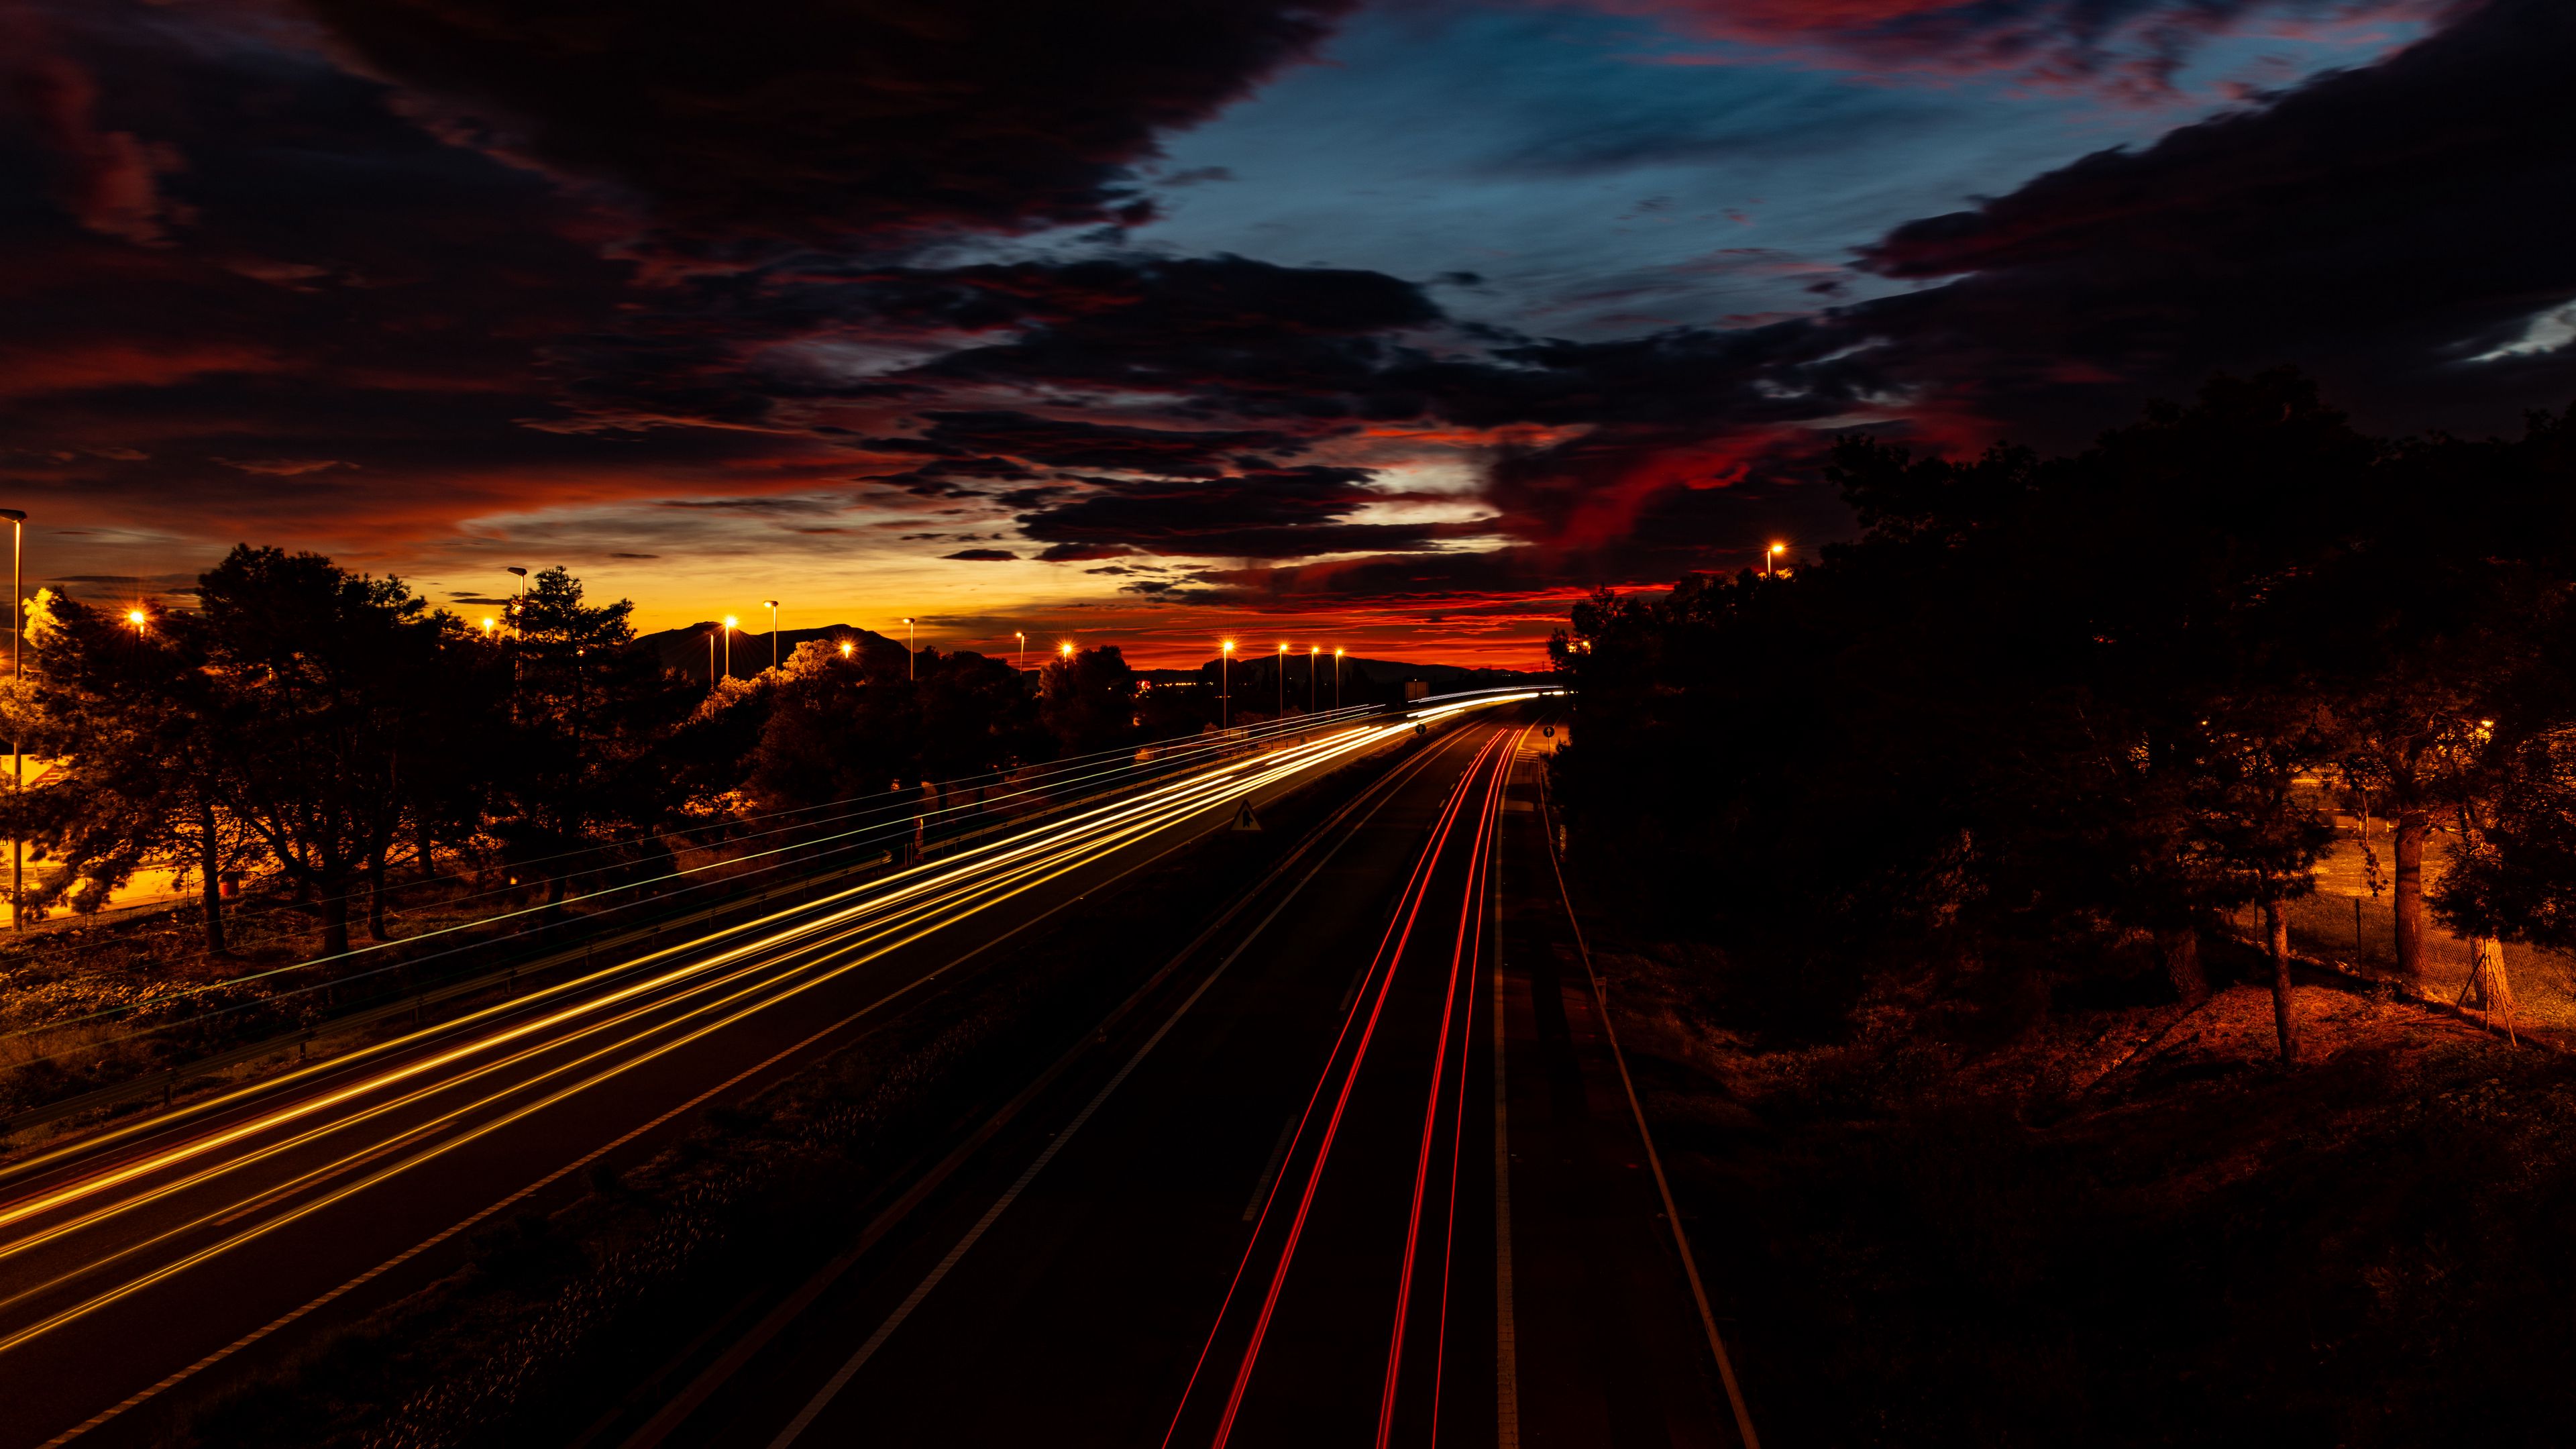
[902,617,916,680]
[1309,646,1318,713]
[1277,643,1286,718]
[722,614,737,680]
[1,508,21,932]
[1766,541,1784,577]
[1335,647,1344,711]
[1016,631,1025,674]
[1220,640,1234,731]
[763,600,780,672]
[706,630,716,688]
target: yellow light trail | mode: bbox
[0,699,1534,1358]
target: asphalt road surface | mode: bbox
[0,704,1519,1449]
[618,713,1748,1449]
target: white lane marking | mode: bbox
[765,740,1435,1449]
[1240,1115,1300,1223]
[1538,756,1762,1449]
[1495,745,1523,1449]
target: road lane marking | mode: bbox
[5,729,1394,1330]
[1240,1116,1299,1223]
[27,729,1438,1447]
[621,723,1465,1449]
[1206,729,1513,1449]
[760,727,1461,1449]
[1493,756,1521,1449]
[1537,757,1762,1449]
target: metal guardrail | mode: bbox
[0,706,1435,1147]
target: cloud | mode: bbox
[1834,0,2576,442]
[943,547,1019,561]
[214,456,352,476]
[301,0,1356,244]
[8,48,188,246]
[870,410,1313,478]
[1607,0,2460,99]
[1014,464,1476,559]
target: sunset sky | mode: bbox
[5,0,2571,667]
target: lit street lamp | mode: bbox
[1335,647,1345,711]
[1766,541,1786,577]
[839,639,853,660]
[722,614,737,680]
[1059,641,1075,661]
[1016,630,1026,673]
[1309,645,1319,713]
[902,617,916,680]
[1220,639,1234,731]
[763,599,780,672]
[1,506,21,932]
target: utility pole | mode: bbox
[764,600,780,671]
[2,508,22,932]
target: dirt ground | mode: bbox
[1587,931,2576,1448]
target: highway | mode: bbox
[0,700,1533,1449]
[610,712,1751,1448]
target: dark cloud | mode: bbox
[1635,1,2456,99]
[301,0,1354,244]
[1015,464,1469,559]
[943,547,1019,561]
[1838,0,2576,445]
[871,410,1313,477]
[858,254,1445,418]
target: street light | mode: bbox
[481,616,497,634]
[1059,641,1075,660]
[901,617,916,680]
[1220,639,1234,731]
[763,599,780,672]
[1016,631,1026,674]
[1309,645,1319,714]
[1,507,21,932]
[722,614,737,680]
[1277,643,1287,718]
[1766,541,1786,577]
[839,639,853,660]
[1335,647,1345,711]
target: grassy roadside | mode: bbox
[1568,902,2576,1448]
[165,735,1420,1449]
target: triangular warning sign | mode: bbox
[1231,799,1264,833]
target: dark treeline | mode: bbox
[0,548,1195,958]
[1553,371,2576,1055]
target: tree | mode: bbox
[494,567,694,902]
[193,546,455,957]
[0,590,266,951]
[1040,646,1139,757]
